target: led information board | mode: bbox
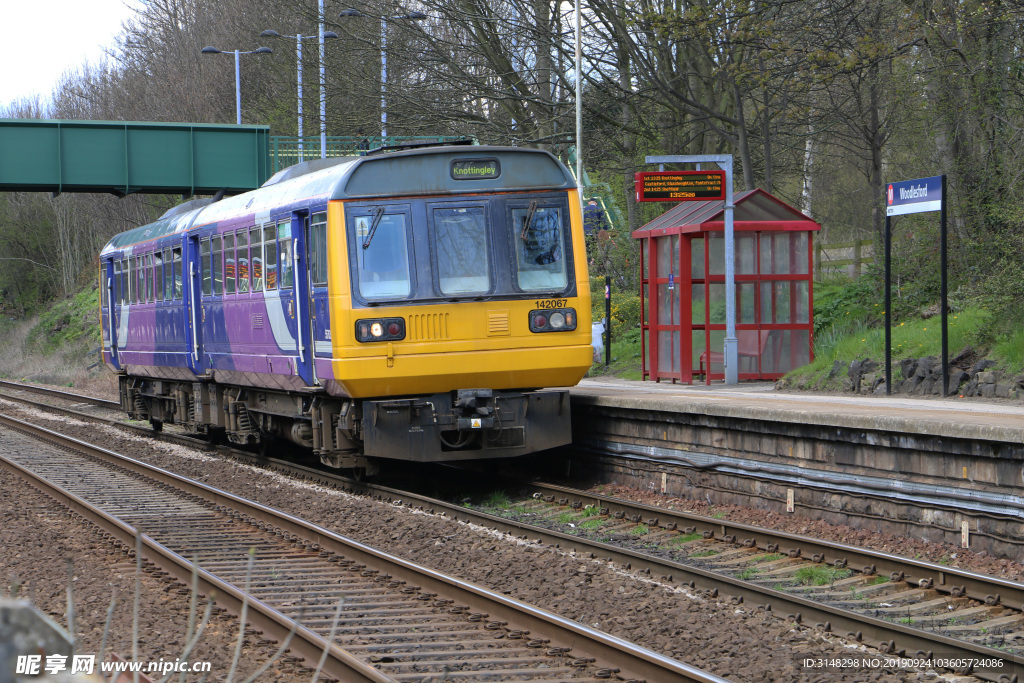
[634,170,726,202]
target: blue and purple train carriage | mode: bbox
[100,144,593,471]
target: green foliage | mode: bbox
[482,491,512,510]
[793,566,852,586]
[689,548,719,558]
[579,518,604,530]
[735,567,760,580]
[630,524,649,536]
[670,533,703,544]
[26,288,101,355]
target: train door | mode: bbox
[307,211,330,376]
[187,235,206,375]
[103,257,121,370]
[289,211,316,386]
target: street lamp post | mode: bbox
[201,46,273,125]
[260,29,338,160]
[339,8,426,143]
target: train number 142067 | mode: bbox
[534,299,568,309]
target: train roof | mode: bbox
[101,146,574,255]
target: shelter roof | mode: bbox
[631,188,820,237]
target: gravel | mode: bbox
[0,398,964,682]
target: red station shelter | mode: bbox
[632,189,820,384]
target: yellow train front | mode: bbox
[102,144,592,472]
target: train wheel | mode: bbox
[150,419,163,433]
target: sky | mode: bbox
[1,0,137,113]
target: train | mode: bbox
[99,143,593,474]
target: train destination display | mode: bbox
[634,170,726,202]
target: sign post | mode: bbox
[644,156,737,384]
[884,175,947,395]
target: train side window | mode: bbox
[172,247,182,299]
[224,233,236,295]
[250,226,263,292]
[145,253,154,303]
[280,227,294,289]
[353,211,411,299]
[154,250,165,301]
[211,235,223,295]
[512,205,568,292]
[164,248,173,301]
[310,212,328,287]
[200,238,212,296]
[264,224,278,291]
[112,260,121,305]
[131,257,138,304]
[101,260,110,309]
[432,206,490,294]
[237,229,250,293]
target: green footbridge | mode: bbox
[0,119,462,196]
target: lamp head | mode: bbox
[254,47,273,54]
[404,11,428,19]
[323,31,339,39]
[201,46,221,54]
[339,8,364,16]
[260,30,280,37]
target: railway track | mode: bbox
[0,412,725,683]
[3,382,1023,680]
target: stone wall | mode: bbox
[836,355,1024,399]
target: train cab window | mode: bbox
[280,221,294,289]
[212,235,223,295]
[164,248,174,301]
[224,233,236,295]
[432,206,489,295]
[512,205,567,292]
[154,251,165,301]
[145,253,154,303]
[250,227,263,292]
[264,224,278,291]
[172,247,182,299]
[310,212,328,287]
[121,259,128,305]
[237,230,250,293]
[353,211,411,299]
[101,261,110,309]
[200,238,212,296]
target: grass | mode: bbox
[482,491,512,509]
[689,549,719,558]
[867,575,890,586]
[588,326,643,380]
[735,567,760,580]
[556,511,576,524]
[669,533,704,545]
[581,505,601,518]
[579,518,603,530]
[629,524,649,536]
[759,553,785,562]
[792,565,852,586]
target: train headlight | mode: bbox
[356,317,405,342]
[529,308,577,333]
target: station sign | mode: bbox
[886,175,943,216]
[634,170,726,202]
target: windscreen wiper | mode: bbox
[362,206,386,250]
[519,201,539,240]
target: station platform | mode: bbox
[572,378,1024,445]
[566,378,1024,558]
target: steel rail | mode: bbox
[6,384,1024,679]
[0,413,727,683]
[0,379,120,410]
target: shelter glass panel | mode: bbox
[691,284,705,325]
[737,233,756,275]
[657,235,678,278]
[737,329,762,374]
[792,232,809,274]
[692,330,706,372]
[794,281,809,324]
[690,237,704,279]
[657,330,680,374]
[709,234,724,275]
[657,282,678,325]
[739,282,756,324]
[709,283,726,324]
[708,329,726,375]
[433,206,490,295]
